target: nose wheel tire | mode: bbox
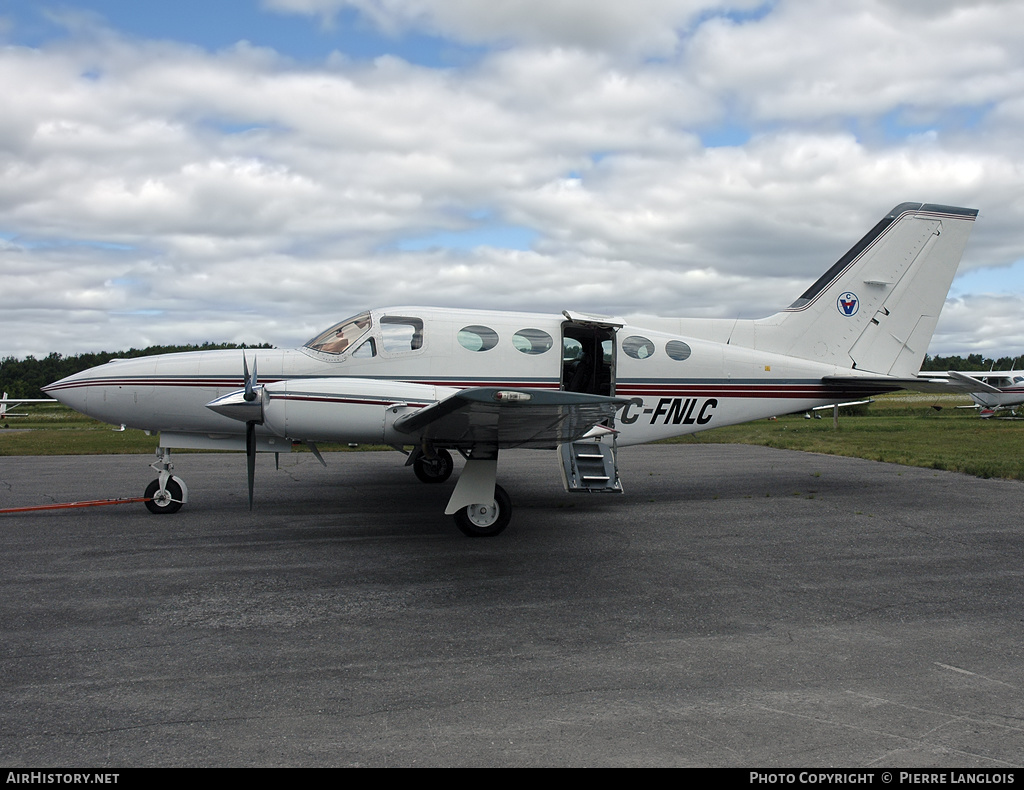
[413,449,454,484]
[453,484,511,537]
[144,478,184,514]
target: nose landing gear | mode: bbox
[145,447,188,514]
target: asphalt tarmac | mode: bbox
[1,445,1022,768]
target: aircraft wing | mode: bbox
[940,371,1004,394]
[810,399,873,411]
[822,374,998,395]
[391,387,633,449]
[0,396,56,417]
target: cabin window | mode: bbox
[622,335,656,360]
[458,325,499,352]
[513,328,553,355]
[304,311,372,355]
[666,340,692,361]
[380,316,425,353]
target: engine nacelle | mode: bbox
[261,378,458,444]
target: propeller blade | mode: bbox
[246,421,256,510]
[243,353,258,402]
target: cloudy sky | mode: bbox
[1,0,1022,360]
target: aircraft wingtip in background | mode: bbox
[1,393,56,419]
[43,200,980,535]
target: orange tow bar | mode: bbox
[0,497,152,514]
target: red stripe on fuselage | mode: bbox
[48,375,869,402]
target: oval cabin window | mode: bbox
[512,328,553,355]
[457,325,499,352]
[622,335,656,360]
[665,340,692,361]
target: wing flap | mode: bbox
[392,387,632,449]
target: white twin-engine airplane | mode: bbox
[44,202,979,536]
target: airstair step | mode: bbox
[558,440,622,494]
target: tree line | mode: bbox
[1,343,273,399]
[920,354,1023,372]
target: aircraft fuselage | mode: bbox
[45,305,877,449]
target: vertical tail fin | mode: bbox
[749,203,978,376]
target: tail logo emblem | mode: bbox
[837,292,859,316]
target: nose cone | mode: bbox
[43,369,93,413]
[42,356,158,426]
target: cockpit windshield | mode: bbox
[304,312,372,355]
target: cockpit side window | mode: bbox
[352,338,376,358]
[304,312,372,355]
[380,316,425,354]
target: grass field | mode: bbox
[0,404,362,456]
[670,393,1024,481]
[2,394,1022,481]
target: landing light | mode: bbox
[493,390,532,402]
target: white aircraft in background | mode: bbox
[44,202,980,536]
[0,393,54,419]
[928,369,1024,417]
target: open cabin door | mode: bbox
[560,311,621,396]
[558,312,624,494]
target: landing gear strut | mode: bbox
[145,447,188,514]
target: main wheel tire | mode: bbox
[453,484,511,537]
[144,478,184,514]
[413,449,454,484]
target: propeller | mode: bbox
[243,353,259,510]
[246,420,256,509]
[204,352,266,509]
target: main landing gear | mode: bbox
[436,450,512,536]
[409,446,512,536]
[452,483,511,538]
[412,448,454,484]
[144,447,188,515]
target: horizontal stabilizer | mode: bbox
[823,374,997,395]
